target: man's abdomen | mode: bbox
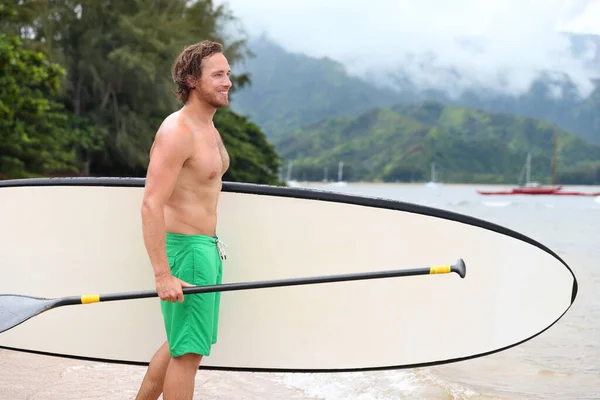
[164,199,218,236]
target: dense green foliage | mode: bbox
[431,74,600,146]
[273,101,600,184]
[215,108,281,183]
[0,6,100,178]
[0,1,281,184]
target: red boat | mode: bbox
[477,185,600,196]
[477,141,600,197]
[477,185,563,196]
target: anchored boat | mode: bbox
[478,136,600,197]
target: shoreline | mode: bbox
[0,349,324,400]
[289,181,600,188]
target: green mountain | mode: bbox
[272,101,600,184]
[433,33,600,145]
[422,75,600,146]
[229,35,409,137]
[230,35,600,145]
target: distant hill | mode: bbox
[229,36,410,137]
[230,35,600,145]
[272,101,600,184]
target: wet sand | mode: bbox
[0,350,461,399]
[0,349,322,400]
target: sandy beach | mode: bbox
[0,349,324,400]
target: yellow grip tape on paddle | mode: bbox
[429,265,451,275]
[81,294,100,304]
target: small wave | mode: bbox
[537,369,572,377]
[414,368,482,400]
[274,370,421,400]
[532,203,555,209]
[445,200,483,208]
[62,363,128,375]
[482,201,513,208]
[451,200,473,207]
[445,200,517,208]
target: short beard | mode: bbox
[198,85,227,108]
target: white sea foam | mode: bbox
[482,201,513,208]
[273,370,421,399]
[415,368,482,399]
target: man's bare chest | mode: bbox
[186,129,229,181]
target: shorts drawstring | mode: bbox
[215,236,227,261]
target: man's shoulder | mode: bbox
[149,111,195,162]
[156,111,194,142]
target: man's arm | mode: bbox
[141,123,192,301]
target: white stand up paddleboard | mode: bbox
[0,178,577,372]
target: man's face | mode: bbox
[197,53,232,108]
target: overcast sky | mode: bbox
[216,0,600,98]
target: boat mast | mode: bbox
[552,134,557,186]
[526,152,531,184]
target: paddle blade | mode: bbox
[0,295,57,334]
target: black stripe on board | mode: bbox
[0,176,579,373]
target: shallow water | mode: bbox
[1,183,598,399]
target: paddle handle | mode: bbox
[61,259,465,306]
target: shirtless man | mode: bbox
[135,40,231,400]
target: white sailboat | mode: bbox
[425,162,441,188]
[329,161,347,187]
[285,161,300,187]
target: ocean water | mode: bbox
[1,183,598,399]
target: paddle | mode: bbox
[0,259,465,334]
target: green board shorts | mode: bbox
[160,232,224,358]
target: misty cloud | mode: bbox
[217,0,600,99]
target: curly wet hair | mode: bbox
[171,40,223,104]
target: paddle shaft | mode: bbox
[59,261,466,307]
[0,260,465,335]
